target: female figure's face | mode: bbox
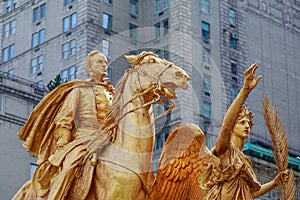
[232,116,251,139]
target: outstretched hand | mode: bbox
[274,170,289,185]
[243,64,262,91]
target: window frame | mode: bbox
[32,29,45,48]
[202,47,211,65]
[229,9,236,27]
[103,0,112,4]
[63,13,77,33]
[62,39,76,59]
[61,66,76,82]
[4,23,10,38]
[33,4,46,23]
[2,47,9,63]
[201,0,210,14]
[130,0,137,16]
[102,39,111,58]
[203,101,212,119]
[64,0,77,7]
[129,23,138,41]
[203,74,211,92]
[201,21,210,41]
[163,18,169,35]
[9,44,14,59]
[102,13,112,30]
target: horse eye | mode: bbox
[149,58,156,63]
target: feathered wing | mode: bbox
[149,124,212,200]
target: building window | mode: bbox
[11,20,16,35]
[2,44,15,63]
[2,48,9,63]
[163,46,169,60]
[154,0,168,14]
[32,29,45,48]
[154,22,160,39]
[230,34,238,49]
[154,0,160,14]
[62,39,76,59]
[102,13,112,30]
[229,9,236,26]
[33,4,46,23]
[201,0,209,14]
[9,44,14,59]
[70,39,76,55]
[61,66,76,83]
[163,0,169,10]
[64,0,76,6]
[36,80,43,89]
[12,0,17,9]
[231,85,238,101]
[31,55,44,74]
[106,67,112,80]
[3,19,17,38]
[40,4,46,19]
[129,23,137,41]
[203,74,211,92]
[63,13,77,32]
[4,23,10,38]
[102,40,111,58]
[163,18,169,34]
[33,7,38,22]
[130,0,137,17]
[103,0,112,4]
[202,21,210,41]
[202,47,211,65]
[203,101,212,119]
[8,69,14,78]
[231,61,237,75]
[6,0,18,13]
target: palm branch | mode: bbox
[262,95,296,200]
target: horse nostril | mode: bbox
[175,71,184,78]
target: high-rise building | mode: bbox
[0,0,299,199]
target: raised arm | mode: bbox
[214,64,262,156]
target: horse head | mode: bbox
[123,51,190,109]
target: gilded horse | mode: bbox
[81,51,190,199]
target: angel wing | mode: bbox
[149,123,212,200]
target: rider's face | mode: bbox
[89,53,108,79]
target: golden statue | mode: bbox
[13,51,190,199]
[13,51,294,199]
[149,64,292,200]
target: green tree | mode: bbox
[47,74,62,91]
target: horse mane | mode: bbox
[100,68,130,142]
[100,51,159,141]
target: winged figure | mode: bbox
[149,64,289,200]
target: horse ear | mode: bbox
[124,55,136,64]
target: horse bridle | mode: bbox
[116,59,176,123]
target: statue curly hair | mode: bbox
[235,105,254,128]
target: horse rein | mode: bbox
[97,158,151,195]
[115,60,175,123]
